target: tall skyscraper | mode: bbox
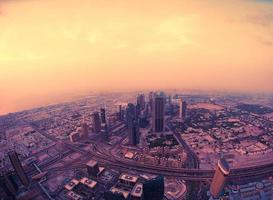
[137,94,145,110]
[126,103,140,145]
[143,176,164,200]
[8,151,30,187]
[210,158,230,199]
[128,120,140,146]
[80,122,88,139]
[101,123,109,141]
[100,108,106,124]
[118,105,124,121]
[126,103,136,121]
[179,99,187,121]
[92,112,101,133]
[152,95,165,132]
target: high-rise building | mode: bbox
[92,112,101,133]
[101,123,109,141]
[210,158,230,199]
[8,151,30,187]
[0,173,18,199]
[118,105,124,121]
[86,160,99,177]
[152,95,165,132]
[128,120,140,146]
[80,122,88,139]
[143,176,164,200]
[126,103,136,122]
[137,94,145,110]
[179,99,187,120]
[100,108,106,124]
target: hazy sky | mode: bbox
[0,0,273,114]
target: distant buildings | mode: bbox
[152,95,165,132]
[143,176,164,200]
[210,158,230,199]
[70,123,89,142]
[8,151,30,187]
[92,112,101,133]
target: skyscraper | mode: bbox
[8,151,30,187]
[86,160,100,177]
[118,105,124,121]
[126,103,140,145]
[128,120,140,146]
[100,108,106,124]
[179,99,187,121]
[80,122,88,139]
[143,176,164,200]
[210,158,230,199]
[92,112,101,133]
[101,123,109,141]
[137,94,145,110]
[152,95,165,132]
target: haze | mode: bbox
[0,0,273,115]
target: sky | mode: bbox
[0,0,273,115]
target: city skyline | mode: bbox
[0,0,273,115]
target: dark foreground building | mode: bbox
[143,176,164,200]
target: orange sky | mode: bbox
[0,0,273,115]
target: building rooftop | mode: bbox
[119,173,139,183]
[80,177,97,189]
[67,191,83,200]
[86,159,98,167]
[64,179,80,191]
[131,183,143,197]
[110,187,130,199]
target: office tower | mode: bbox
[128,120,140,145]
[143,176,164,200]
[101,123,109,141]
[168,95,172,105]
[100,108,106,124]
[152,95,165,132]
[179,99,187,120]
[126,103,136,121]
[0,173,18,199]
[210,158,230,199]
[86,160,100,177]
[92,111,101,133]
[80,122,88,139]
[137,94,145,110]
[118,105,124,121]
[139,114,148,128]
[8,151,30,187]
[182,101,187,120]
